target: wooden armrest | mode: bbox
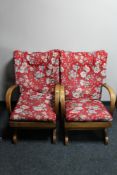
[60,85,65,117]
[55,84,60,114]
[5,85,18,113]
[102,83,116,114]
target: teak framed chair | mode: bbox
[60,50,116,145]
[5,50,60,144]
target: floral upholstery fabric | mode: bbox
[65,98,112,121]
[60,50,107,100]
[10,90,56,122]
[14,50,60,94]
[12,50,60,121]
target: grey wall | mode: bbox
[0,0,117,100]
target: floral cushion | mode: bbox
[60,50,107,100]
[14,50,60,94]
[10,90,56,122]
[65,99,112,121]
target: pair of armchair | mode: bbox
[6,49,116,144]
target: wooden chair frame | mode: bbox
[5,84,60,144]
[60,83,116,145]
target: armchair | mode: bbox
[5,50,60,143]
[60,50,116,145]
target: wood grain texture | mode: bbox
[60,85,65,117]
[103,83,116,114]
[5,84,18,113]
[55,84,60,114]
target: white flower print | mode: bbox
[93,66,100,73]
[30,94,43,100]
[65,90,69,95]
[42,56,48,63]
[46,70,52,76]
[55,59,59,65]
[92,93,100,99]
[72,88,82,98]
[35,71,45,79]
[46,94,52,100]
[69,70,77,78]
[39,66,44,71]
[85,89,90,95]
[80,80,85,86]
[80,71,87,78]
[71,106,83,113]
[13,114,20,120]
[53,52,58,57]
[102,63,106,69]
[73,65,79,71]
[21,105,29,110]
[51,57,56,64]
[88,109,97,114]
[80,99,89,103]
[20,62,28,73]
[33,104,46,111]
[48,64,53,69]
[42,87,49,93]
[60,67,64,72]
[29,67,34,71]
[101,70,106,76]
[84,65,90,72]
[35,115,42,120]
[15,108,22,113]
[79,115,87,120]
[26,54,30,61]
[15,60,21,65]
[95,60,100,65]
[46,78,51,84]
[79,55,84,63]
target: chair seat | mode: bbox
[65,99,112,122]
[10,90,56,122]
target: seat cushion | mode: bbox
[60,50,107,100]
[14,50,60,94]
[65,99,112,121]
[10,90,56,122]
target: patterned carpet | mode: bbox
[0,104,117,175]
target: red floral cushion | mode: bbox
[14,50,60,94]
[60,50,107,100]
[65,99,112,121]
[10,90,56,122]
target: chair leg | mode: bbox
[12,129,18,144]
[104,128,109,145]
[52,128,57,144]
[64,130,69,145]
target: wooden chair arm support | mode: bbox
[5,85,18,113]
[60,85,65,117]
[102,83,116,114]
[55,84,60,114]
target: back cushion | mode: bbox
[60,50,107,100]
[14,50,60,94]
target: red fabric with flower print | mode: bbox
[10,90,56,122]
[14,50,60,94]
[12,49,60,121]
[65,99,112,121]
[60,50,107,100]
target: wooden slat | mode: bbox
[65,121,112,130]
[9,121,56,128]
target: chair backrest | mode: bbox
[13,50,60,94]
[60,50,108,100]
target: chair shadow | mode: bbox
[67,130,104,143]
